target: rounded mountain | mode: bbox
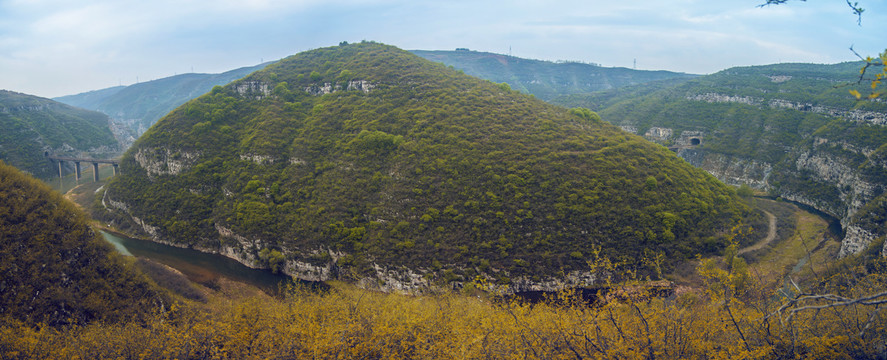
[105,42,749,291]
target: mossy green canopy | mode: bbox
[107,42,749,284]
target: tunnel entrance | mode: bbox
[689,138,701,146]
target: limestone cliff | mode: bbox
[635,124,886,257]
[555,62,887,259]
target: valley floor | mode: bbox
[4,181,880,359]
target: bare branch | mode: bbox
[846,0,865,25]
[759,0,863,24]
[767,290,887,326]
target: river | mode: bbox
[42,172,317,296]
[755,195,844,238]
[99,230,318,296]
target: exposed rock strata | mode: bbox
[104,192,603,294]
[133,148,200,177]
[631,122,886,258]
[840,226,877,257]
[305,80,375,96]
[686,93,887,125]
[678,149,772,189]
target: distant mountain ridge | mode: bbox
[552,62,887,258]
[411,49,696,100]
[0,90,119,178]
[55,63,269,148]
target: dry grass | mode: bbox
[747,201,839,286]
[2,273,885,359]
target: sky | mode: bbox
[1,0,885,98]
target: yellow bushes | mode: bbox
[2,277,885,359]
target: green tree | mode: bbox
[258,248,286,273]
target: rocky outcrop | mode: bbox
[687,93,758,106]
[133,148,200,177]
[840,225,877,257]
[358,265,430,293]
[305,80,375,96]
[104,189,609,294]
[239,154,277,165]
[506,271,598,293]
[793,151,878,220]
[103,190,166,241]
[767,75,792,83]
[619,125,638,134]
[644,127,672,142]
[630,123,886,258]
[235,81,271,100]
[769,100,887,125]
[685,93,887,126]
[678,149,772,189]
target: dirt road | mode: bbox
[740,209,777,255]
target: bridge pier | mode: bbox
[46,154,120,181]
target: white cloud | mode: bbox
[0,0,884,97]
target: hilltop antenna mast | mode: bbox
[633,58,637,69]
[509,46,512,57]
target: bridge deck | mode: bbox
[47,156,119,164]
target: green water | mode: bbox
[100,231,314,295]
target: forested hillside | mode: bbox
[55,64,268,148]
[412,49,696,100]
[552,62,887,258]
[0,160,165,325]
[0,90,119,178]
[104,42,752,292]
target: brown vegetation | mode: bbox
[2,238,885,359]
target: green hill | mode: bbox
[0,160,164,325]
[0,90,119,178]
[104,42,750,292]
[55,64,268,148]
[552,62,887,258]
[411,49,696,100]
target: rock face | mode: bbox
[644,127,672,142]
[840,225,877,257]
[630,124,886,257]
[133,148,201,177]
[305,80,376,96]
[555,62,887,259]
[677,149,772,189]
[685,93,887,126]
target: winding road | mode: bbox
[739,209,777,255]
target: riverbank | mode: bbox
[59,174,839,298]
[744,198,840,285]
[59,180,307,297]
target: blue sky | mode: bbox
[1,0,885,98]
